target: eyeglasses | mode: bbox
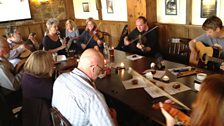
[97,65,105,74]
[90,65,105,74]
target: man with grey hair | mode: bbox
[6,26,26,67]
[0,36,22,91]
[52,48,117,126]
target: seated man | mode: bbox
[123,16,160,58]
[52,49,117,125]
[0,37,22,91]
[189,15,224,70]
[6,26,26,67]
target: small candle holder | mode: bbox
[115,62,125,73]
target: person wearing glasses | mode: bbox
[52,48,117,126]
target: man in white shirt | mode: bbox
[52,49,117,126]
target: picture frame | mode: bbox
[165,0,177,15]
[200,0,217,18]
[106,0,113,13]
[82,2,89,12]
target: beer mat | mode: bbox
[122,77,147,90]
[144,81,191,98]
[143,69,166,79]
[168,66,196,77]
[126,54,143,61]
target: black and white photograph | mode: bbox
[106,0,113,13]
[82,2,90,12]
[165,0,177,15]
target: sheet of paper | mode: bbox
[122,77,147,90]
[126,54,143,61]
[144,81,191,98]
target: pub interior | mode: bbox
[1,0,224,126]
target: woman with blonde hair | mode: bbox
[160,74,224,126]
[65,19,79,52]
[22,50,54,126]
[65,19,79,39]
[78,17,104,52]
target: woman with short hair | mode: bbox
[22,50,54,126]
[42,18,67,56]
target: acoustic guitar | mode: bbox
[13,43,32,58]
[195,41,222,67]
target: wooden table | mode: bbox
[95,50,211,125]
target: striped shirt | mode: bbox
[52,68,115,126]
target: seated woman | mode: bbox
[22,50,54,126]
[78,17,104,53]
[160,74,224,126]
[65,19,80,53]
[42,18,67,56]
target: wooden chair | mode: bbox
[50,107,71,126]
[167,38,191,64]
[115,25,128,51]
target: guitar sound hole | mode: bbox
[202,54,206,61]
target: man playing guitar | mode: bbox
[189,15,224,70]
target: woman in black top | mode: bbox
[42,18,67,55]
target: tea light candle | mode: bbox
[120,62,125,69]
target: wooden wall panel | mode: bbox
[17,26,30,40]
[127,0,146,31]
[146,0,157,24]
[0,28,6,36]
[28,24,44,42]
[188,26,204,39]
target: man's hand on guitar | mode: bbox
[136,42,144,50]
[213,43,222,50]
[81,43,87,49]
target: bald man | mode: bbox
[0,37,22,91]
[52,49,117,126]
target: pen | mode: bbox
[173,69,190,72]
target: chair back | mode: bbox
[22,97,52,126]
[167,37,191,64]
[50,107,71,126]
[115,25,128,50]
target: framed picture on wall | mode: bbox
[200,0,217,18]
[82,2,89,12]
[106,0,113,13]
[165,0,177,15]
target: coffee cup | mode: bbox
[196,73,207,81]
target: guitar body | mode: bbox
[195,41,221,69]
